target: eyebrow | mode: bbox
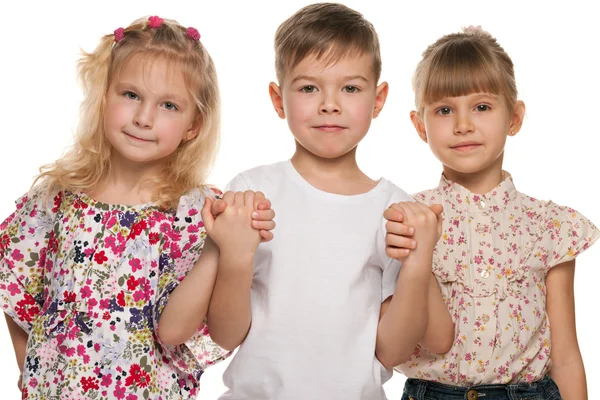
[290,75,369,84]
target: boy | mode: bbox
[207,4,452,399]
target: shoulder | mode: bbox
[226,161,289,192]
[412,186,441,205]
[378,179,413,204]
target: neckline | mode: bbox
[283,160,388,202]
[438,171,518,213]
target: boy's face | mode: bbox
[270,52,387,160]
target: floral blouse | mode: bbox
[0,187,229,399]
[395,173,599,385]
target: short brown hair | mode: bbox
[274,3,381,84]
[413,27,518,112]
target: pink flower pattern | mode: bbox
[395,173,599,385]
[0,187,230,399]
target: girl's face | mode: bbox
[411,93,525,183]
[104,56,198,167]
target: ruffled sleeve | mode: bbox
[533,201,599,270]
[152,186,230,381]
[0,188,61,333]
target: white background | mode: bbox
[1,0,599,398]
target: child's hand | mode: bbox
[201,191,262,256]
[211,191,276,242]
[384,203,443,261]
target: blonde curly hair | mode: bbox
[35,16,220,209]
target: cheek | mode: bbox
[284,96,313,121]
[104,102,129,128]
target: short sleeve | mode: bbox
[538,202,599,269]
[378,186,414,302]
[225,173,252,192]
[0,188,60,333]
[152,187,230,381]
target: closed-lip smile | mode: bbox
[313,124,346,132]
[451,141,481,151]
[124,131,153,142]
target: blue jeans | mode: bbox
[401,376,562,400]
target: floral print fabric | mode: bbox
[0,187,229,399]
[395,173,599,385]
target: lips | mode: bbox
[451,141,481,151]
[124,131,153,142]
[313,125,346,133]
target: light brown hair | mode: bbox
[413,27,517,113]
[274,3,381,84]
[36,16,220,209]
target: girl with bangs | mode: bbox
[0,16,274,399]
[385,27,598,399]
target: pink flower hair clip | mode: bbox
[463,25,484,35]
[114,27,125,43]
[186,27,201,41]
[148,16,164,29]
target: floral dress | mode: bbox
[0,187,230,399]
[395,173,599,385]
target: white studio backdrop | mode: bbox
[0,0,598,398]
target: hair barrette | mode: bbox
[114,27,125,43]
[148,16,164,29]
[463,25,483,35]
[186,27,201,41]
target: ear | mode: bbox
[184,114,202,141]
[372,81,389,118]
[410,110,428,143]
[269,82,286,119]
[508,100,526,137]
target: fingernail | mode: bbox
[252,212,259,218]
[409,227,414,234]
[411,240,416,247]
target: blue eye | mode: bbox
[162,102,178,111]
[300,85,318,93]
[124,91,139,100]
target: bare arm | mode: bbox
[4,314,27,390]
[377,262,430,368]
[206,252,254,351]
[205,191,261,351]
[4,314,27,371]
[157,238,220,345]
[547,259,587,399]
[419,273,454,354]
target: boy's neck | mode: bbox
[291,145,378,196]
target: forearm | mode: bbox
[158,240,219,345]
[207,252,254,351]
[4,314,28,372]
[550,356,587,400]
[419,274,454,354]
[376,262,430,368]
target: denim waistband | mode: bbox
[402,376,561,400]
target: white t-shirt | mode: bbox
[219,160,412,400]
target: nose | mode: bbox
[454,111,474,135]
[133,103,154,129]
[454,109,474,135]
[319,90,341,114]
